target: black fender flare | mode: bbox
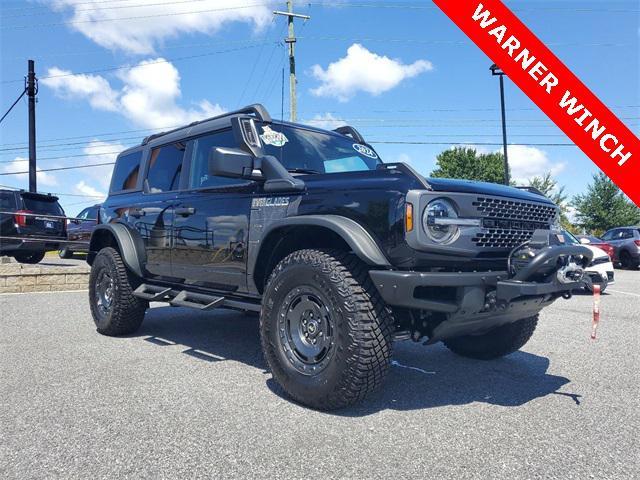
[259,215,391,267]
[88,223,146,278]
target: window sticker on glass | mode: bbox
[260,126,289,147]
[353,144,378,159]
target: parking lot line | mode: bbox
[607,289,640,298]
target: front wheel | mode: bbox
[260,249,394,410]
[443,315,538,360]
[89,247,147,336]
[13,251,45,264]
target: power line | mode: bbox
[1,42,276,85]
[0,88,27,125]
[0,162,115,176]
[0,183,104,198]
[1,3,272,29]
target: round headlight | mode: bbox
[423,198,459,244]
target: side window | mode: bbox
[147,142,186,193]
[188,129,242,189]
[621,229,634,239]
[76,208,90,219]
[110,151,142,193]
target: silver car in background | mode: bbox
[601,226,640,269]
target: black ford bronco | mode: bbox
[87,104,592,410]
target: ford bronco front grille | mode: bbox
[471,196,557,249]
[472,197,557,223]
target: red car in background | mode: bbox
[576,235,615,259]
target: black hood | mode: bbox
[425,177,555,204]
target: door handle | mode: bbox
[175,206,196,217]
[129,208,145,218]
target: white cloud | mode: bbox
[2,157,58,187]
[505,145,566,184]
[310,44,433,101]
[448,144,566,184]
[51,0,273,54]
[82,139,127,190]
[305,113,347,130]
[42,59,225,129]
[75,180,106,201]
[41,68,119,111]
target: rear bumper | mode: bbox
[0,238,64,254]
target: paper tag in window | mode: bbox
[260,126,288,147]
[353,143,378,159]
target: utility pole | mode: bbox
[27,59,38,192]
[274,1,310,122]
[490,63,510,186]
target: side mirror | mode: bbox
[579,238,590,244]
[209,147,256,179]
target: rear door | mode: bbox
[171,129,255,291]
[132,141,187,278]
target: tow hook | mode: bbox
[562,291,572,300]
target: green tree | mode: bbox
[573,172,640,235]
[431,147,507,184]
[527,172,575,232]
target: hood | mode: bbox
[425,177,555,204]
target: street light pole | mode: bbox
[490,64,509,185]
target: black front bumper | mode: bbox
[369,244,593,341]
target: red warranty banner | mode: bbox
[432,0,640,206]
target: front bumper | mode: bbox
[370,244,593,341]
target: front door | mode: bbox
[171,128,254,292]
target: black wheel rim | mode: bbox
[277,286,335,375]
[95,269,114,316]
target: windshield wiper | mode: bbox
[287,168,321,174]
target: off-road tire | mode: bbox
[260,249,394,410]
[13,251,45,264]
[89,247,147,336]
[443,315,539,360]
[58,247,74,259]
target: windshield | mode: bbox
[257,123,382,174]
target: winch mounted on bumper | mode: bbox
[370,230,593,342]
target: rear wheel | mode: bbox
[260,249,394,410]
[89,247,147,336]
[620,251,639,270]
[13,251,45,264]
[444,315,538,360]
[58,247,74,259]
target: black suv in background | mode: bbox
[87,105,592,410]
[0,189,67,264]
[59,204,101,259]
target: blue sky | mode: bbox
[1,0,638,215]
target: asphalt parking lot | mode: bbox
[1,271,638,479]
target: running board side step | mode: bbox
[133,284,173,301]
[170,291,225,311]
[132,283,261,312]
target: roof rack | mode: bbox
[333,125,366,144]
[141,104,272,146]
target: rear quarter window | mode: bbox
[110,151,142,193]
[0,192,16,210]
